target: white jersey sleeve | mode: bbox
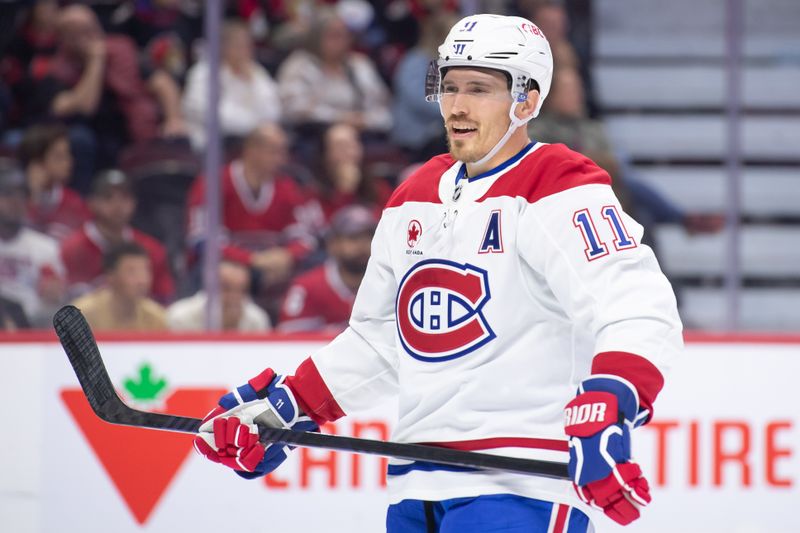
[522,183,682,366]
[298,215,400,417]
[515,150,683,417]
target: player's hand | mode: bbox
[193,368,318,478]
[564,376,651,525]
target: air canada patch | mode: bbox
[407,219,422,248]
[396,259,495,362]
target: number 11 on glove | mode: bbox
[564,375,652,525]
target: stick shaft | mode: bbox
[258,427,569,479]
[53,305,569,480]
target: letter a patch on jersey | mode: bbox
[478,210,504,254]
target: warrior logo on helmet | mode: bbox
[396,259,495,362]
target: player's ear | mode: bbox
[515,90,540,121]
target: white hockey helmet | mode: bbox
[426,14,553,118]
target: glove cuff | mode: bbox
[591,351,665,424]
[285,357,346,425]
[579,375,643,427]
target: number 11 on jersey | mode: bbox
[573,205,636,261]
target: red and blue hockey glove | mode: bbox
[193,368,319,479]
[564,375,652,525]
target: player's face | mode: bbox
[440,68,513,164]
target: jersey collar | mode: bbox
[455,140,537,185]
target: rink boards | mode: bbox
[0,334,797,533]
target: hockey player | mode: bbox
[193,14,682,531]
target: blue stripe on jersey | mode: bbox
[387,460,479,476]
[455,141,537,185]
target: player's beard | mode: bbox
[446,131,485,163]
[447,135,483,163]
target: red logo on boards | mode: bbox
[407,220,422,248]
[62,382,225,524]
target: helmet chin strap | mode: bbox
[439,95,535,171]
[467,100,535,170]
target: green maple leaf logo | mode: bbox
[123,363,168,402]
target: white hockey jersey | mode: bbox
[288,142,683,508]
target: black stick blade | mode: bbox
[53,305,201,433]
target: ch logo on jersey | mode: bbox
[396,259,495,362]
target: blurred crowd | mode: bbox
[0,0,722,333]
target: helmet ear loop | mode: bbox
[509,97,534,129]
[516,78,544,119]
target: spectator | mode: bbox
[526,1,580,69]
[186,124,317,293]
[18,123,89,242]
[278,204,376,334]
[527,66,610,153]
[0,78,10,134]
[141,32,189,86]
[588,150,725,243]
[26,4,186,187]
[61,169,175,301]
[277,8,392,140]
[72,241,167,331]
[110,0,200,53]
[520,0,595,114]
[528,64,724,303]
[1,0,59,129]
[528,66,725,244]
[167,258,271,332]
[308,122,393,226]
[390,10,456,162]
[0,161,65,327]
[182,19,281,151]
[3,0,59,65]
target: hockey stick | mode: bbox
[54,305,570,480]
